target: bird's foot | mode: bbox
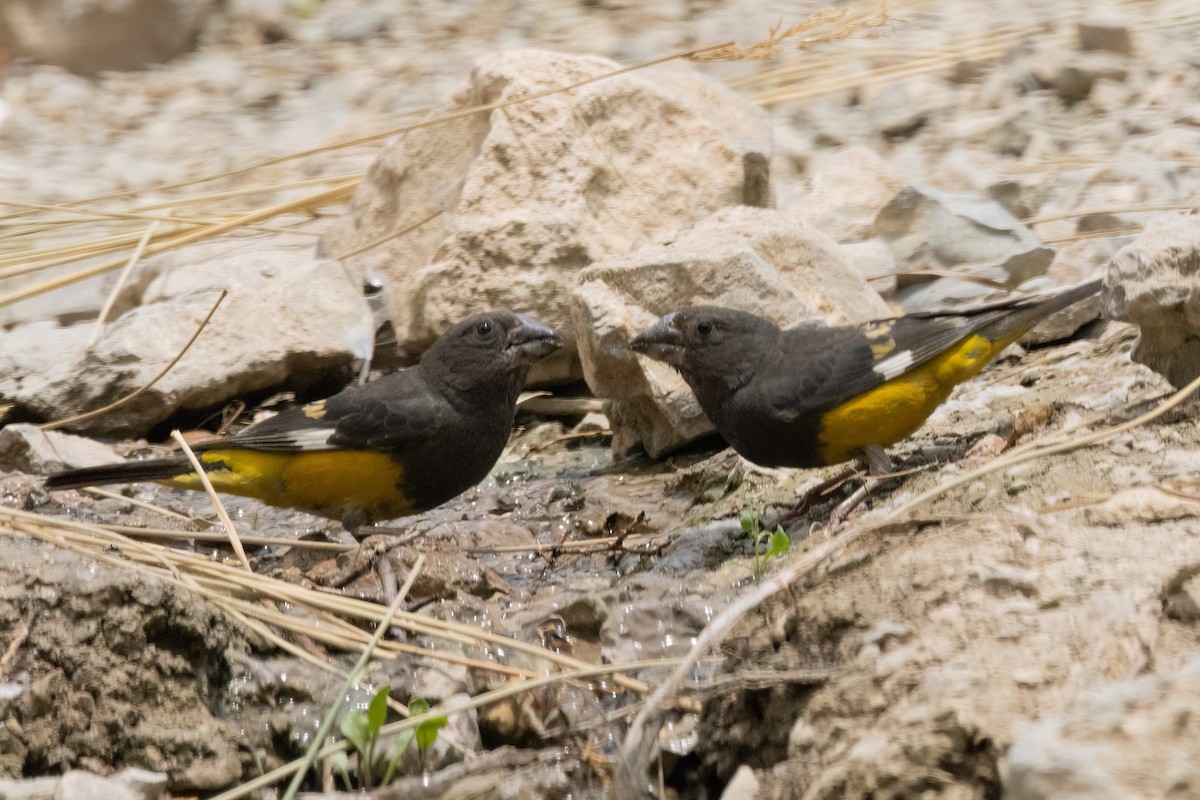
[774,466,858,527]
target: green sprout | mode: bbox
[327,689,448,790]
[741,511,790,582]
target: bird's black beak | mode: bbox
[631,312,684,366]
[506,314,564,365]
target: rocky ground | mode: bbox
[3,0,1200,798]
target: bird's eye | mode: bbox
[696,321,713,336]
[476,320,493,336]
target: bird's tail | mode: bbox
[44,457,193,491]
[976,276,1103,345]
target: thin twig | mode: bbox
[280,555,425,800]
[89,220,159,348]
[0,182,356,307]
[0,609,32,679]
[81,486,197,524]
[40,290,228,431]
[333,209,442,261]
[170,430,252,572]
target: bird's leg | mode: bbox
[828,445,893,527]
[775,465,858,526]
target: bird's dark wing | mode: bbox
[753,324,885,422]
[199,370,446,453]
[754,313,1001,422]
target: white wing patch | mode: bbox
[283,428,338,450]
[233,427,339,451]
[873,350,915,380]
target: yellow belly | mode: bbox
[817,333,1001,464]
[163,448,412,521]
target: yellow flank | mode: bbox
[163,448,412,520]
[818,333,1000,464]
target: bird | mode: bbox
[630,278,1102,524]
[45,311,564,533]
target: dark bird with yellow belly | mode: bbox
[631,278,1101,523]
[45,311,563,532]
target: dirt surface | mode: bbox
[4,0,1200,798]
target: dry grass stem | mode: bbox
[89,219,159,348]
[40,289,228,431]
[280,555,425,800]
[81,486,197,524]
[170,429,252,572]
[0,181,356,308]
[333,208,442,261]
[690,2,892,63]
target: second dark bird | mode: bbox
[46,311,563,532]
[631,279,1102,522]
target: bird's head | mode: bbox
[423,311,564,394]
[631,306,780,390]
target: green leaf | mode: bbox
[367,687,390,734]
[340,709,370,755]
[415,714,448,752]
[740,511,758,535]
[408,696,430,716]
[765,527,790,558]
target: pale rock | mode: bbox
[573,206,889,457]
[57,768,168,800]
[1084,487,1199,527]
[320,49,771,384]
[875,184,1055,312]
[1055,52,1131,105]
[327,6,392,42]
[875,184,1054,282]
[0,776,58,800]
[0,424,123,473]
[1005,654,1200,799]
[863,79,938,140]
[0,263,131,329]
[839,238,898,296]
[1078,14,1134,56]
[1104,210,1200,387]
[0,0,216,75]
[0,243,373,437]
[987,179,1047,221]
[786,146,905,242]
[720,765,762,800]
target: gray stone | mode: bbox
[1056,53,1131,105]
[0,0,216,75]
[873,184,1055,285]
[1078,14,1134,56]
[0,424,123,473]
[327,7,392,42]
[56,768,168,800]
[573,206,889,457]
[1005,654,1200,800]
[0,241,373,436]
[720,765,762,800]
[0,776,58,800]
[874,183,1057,312]
[1104,210,1200,388]
[320,49,772,384]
